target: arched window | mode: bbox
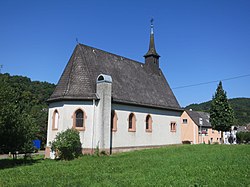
[52,110,59,130]
[111,110,118,132]
[128,113,136,132]
[145,115,152,132]
[73,109,85,131]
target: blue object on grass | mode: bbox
[33,139,41,149]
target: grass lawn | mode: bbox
[0,144,249,186]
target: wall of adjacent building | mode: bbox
[181,111,198,144]
[202,129,221,144]
[181,111,221,144]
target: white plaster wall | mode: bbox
[47,101,182,153]
[111,104,182,148]
[46,100,95,149]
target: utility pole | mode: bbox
[0,64,3,73]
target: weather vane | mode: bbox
[76,38,79,44]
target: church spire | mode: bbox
[144,19,160,70]
[150,18,154,34]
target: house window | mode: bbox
[145,115,152,132]
[128,113,136,132]
[111,110,117,132]
[182,119,188,124]
[73,109,85,131]
[52,110,59,130]
[170,122,176,132]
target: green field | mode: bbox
[0,144,249,186]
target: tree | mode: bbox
[0,73,55,149]
[209,81,235,142]
[0,76,38,158]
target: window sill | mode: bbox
[128,129,136,132]
[74,127,85,131]
[52,128,58,131]
[146,129,152,133]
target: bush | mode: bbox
[51,128,82,160]
[236,132,250,144]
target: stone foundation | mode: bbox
[45,144,180,158]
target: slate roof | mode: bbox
[186,110,212,127]
[48,43,181,111]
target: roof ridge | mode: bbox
[79,43,145,67]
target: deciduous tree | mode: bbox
[0,73,55,149]
[0,76,38,158]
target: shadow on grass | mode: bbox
[0,157,43,170]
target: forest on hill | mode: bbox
[0,73,55,149]
[186,98,250,125]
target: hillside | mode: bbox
[186,98,250,125]
[0,73,56,148]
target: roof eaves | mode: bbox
[47,95,98,103]
[112,98,183,112]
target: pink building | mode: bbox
[181,110,222,144]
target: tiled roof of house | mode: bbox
[48,43,181,110]
[186,110,212,127]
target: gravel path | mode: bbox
[0,150,45,159]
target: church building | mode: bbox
[45,22,182,158]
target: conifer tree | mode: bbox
[210,81,235,140]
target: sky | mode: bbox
[0,0,249,107]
